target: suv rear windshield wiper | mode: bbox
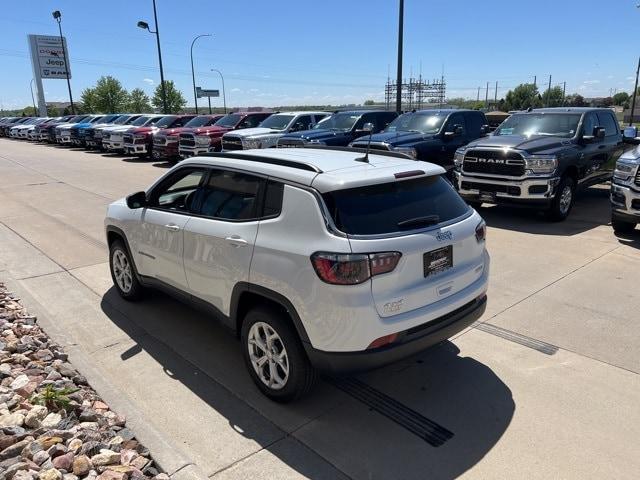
[397,215,440,230]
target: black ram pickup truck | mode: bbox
[350,109,489,174]
[454,107,625,221]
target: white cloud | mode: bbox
[230,88,242,93]
[583,80,600,85]
[143,78,154,85]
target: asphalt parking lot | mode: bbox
[1,138,639,479]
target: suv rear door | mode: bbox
[323,174,486,318]
[182,169,266,315]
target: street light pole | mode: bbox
[395,0,404,113]
[52,11,74,114]
[138,0,167,113]
[211,69,227,113]
[190,34,212,114]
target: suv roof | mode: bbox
[182,147,445,193]
[528,107,608,113]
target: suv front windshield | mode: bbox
[185,116,217,128]
[494,113,581,138]
[314,113,360,131]
[258,114,295,130]
[215,114,242,128]
[154,116,178,128]
[131,116,152,126]
[385,113,446,134]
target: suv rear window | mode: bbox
[322,176,470,235]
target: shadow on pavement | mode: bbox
[480,184,611,236]
[100,287,514,479]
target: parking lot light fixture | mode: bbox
[211,69,227,113]
[137,0,167,114]
[191,34,212,114]
[52,10,75,114]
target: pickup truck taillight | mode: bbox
[311,252,401,285]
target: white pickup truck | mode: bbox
[221,111,329,151]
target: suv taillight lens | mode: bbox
[311,252,401,285]
[475,221,486,242]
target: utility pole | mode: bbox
[533,75,537,88]
[629,56,640,126]
[494,81,498,106]
[395,0,404,113]
[52,11,74,114]
[477,86,480,102]
[484,82,489,108]
[562,82,566,106]
[546,75,552,107]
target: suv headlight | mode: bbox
[243,138,262,149]
[392,146,417,159]
[525,155,557,174]
[195,135,210,146]
[454,147,467,168]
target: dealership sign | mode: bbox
[28,35,72,79]
[196,87,220,98]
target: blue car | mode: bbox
[70,114,120,147]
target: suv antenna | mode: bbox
[355,126,374,163]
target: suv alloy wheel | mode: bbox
[241,305,318,402]
[109,240,144,301]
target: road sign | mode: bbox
[196,87,220,98]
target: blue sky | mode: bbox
[0,0,638,110]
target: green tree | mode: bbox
[92,76,129,113]
[22,106,37,116]
[541,86,564,107]
[152,80,187,114]
[503,83,542,111]
[80,87,98,113]
[613,92,629,106]
[363,99,376,106]
[127,88,152,113]
[565,94,586,107]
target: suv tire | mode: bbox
[546,176,575,222]
[109,240,144,301]
[241,305,318,402]
[611,213,637,234]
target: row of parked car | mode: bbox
[1,107,639,229]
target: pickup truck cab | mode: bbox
[178,112,272,159]
[123,115,196,157]
[277,110,398,147]
[455,107,624,221]
[350,109,488,174]
[221,111,330,150]
[153,115,224,160]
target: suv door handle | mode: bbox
[225,236,248,247]
[164,224,181,232]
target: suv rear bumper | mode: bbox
[306,294,487,374]
[456,171,560,207]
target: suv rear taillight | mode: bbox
[311,252,401,285]
[475,221,486,243]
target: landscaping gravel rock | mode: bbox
[0,282,164,480]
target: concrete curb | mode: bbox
[4,273,209,480]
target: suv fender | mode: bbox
[106,226,142,281]
[231,282,311,345]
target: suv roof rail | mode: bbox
[301,144,413,161]
[200,152,324,173]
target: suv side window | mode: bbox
[377,112,398,131]
[581,112,598,136]
[596,111,618,137]
[445,113,467,134]
[238,116,261,129]
[313,114,330,126]
[263,180,285,217]
[291,115,313,132]
[464,112,483,137]
[193,170,263,221]
[149,168,206,213]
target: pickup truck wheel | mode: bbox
[546,176,575,222]
[109,240,144,301]
[241,305,318,402]
[611,214,637,234]
[467,201,483,210]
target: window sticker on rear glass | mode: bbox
[499,128,514,135]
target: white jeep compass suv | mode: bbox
[105,147,489,402]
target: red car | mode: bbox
[152,114,224,160]
[178,111,272,159]
[123,115,196,157]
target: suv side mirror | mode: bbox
[623,126,638,140]
[582,126,605,143]
[126,191,147,209]
[291,122,305,132]
[480,124,491,135]
[356,122,375,133]
[444,124,463,138]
